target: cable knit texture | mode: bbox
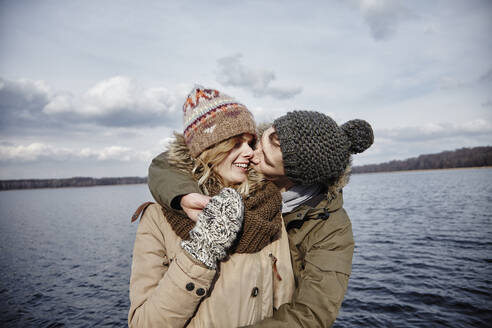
[181,188,244,269]
[273,110,374,186]
[182,86,257,157]
[340,119,374,154]
[163,181,282,258]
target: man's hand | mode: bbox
[180,193,211,222]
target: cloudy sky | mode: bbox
[1,0,491,179]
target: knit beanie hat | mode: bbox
[183,86,256,157]
[273,111,374,185]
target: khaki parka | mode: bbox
[148,152,355,328]
[129,135,295,328]
[247,192,353,327]
[128,204,294,327]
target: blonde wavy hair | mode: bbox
[192,134,253,196]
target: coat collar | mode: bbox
[284,191,344,231]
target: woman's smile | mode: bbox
[233,162,249,172]
[215,134,255,186]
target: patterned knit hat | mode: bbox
[182,86,256,157]
[273,111,374,185]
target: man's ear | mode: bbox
[270,132,280,147]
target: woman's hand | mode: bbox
[181,188,244,269]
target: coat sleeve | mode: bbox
[245,214,354,328]
[128,205,216,328]
[148,152,201,209]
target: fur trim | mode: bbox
[167,133,197,175]
[325,164,351,202]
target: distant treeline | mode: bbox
[352,146,492,174]
[0,176,147,191]
[2,146,491,190]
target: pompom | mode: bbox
[340,119,374,154]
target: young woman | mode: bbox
[128,87,294,327]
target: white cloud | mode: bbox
[84,76,135,114]
[0,142,154,163]
[95,146,133,161]
[353,119,492,166]
[43,91,74,114]
[377,119,492,142]
[216,54,302,99]
[1,76,182,130]
[77,76,176,117]
[49,76,180,126]
[0,143,71,162]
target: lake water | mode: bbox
[0,168,491,327]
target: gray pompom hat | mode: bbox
[273,111,374,186]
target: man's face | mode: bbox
[251,126,285,178]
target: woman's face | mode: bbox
[215,133,255,186]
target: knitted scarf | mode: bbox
[162,180,282,254]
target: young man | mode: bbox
[148,110,374,327]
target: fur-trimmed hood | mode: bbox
[324,165,351,203]
[166,133,199,180]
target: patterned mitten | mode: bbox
[181,188,244,269]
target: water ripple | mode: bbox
[1,170,491,327]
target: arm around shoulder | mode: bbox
[148,152,201,208]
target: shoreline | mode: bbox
[0,182,147,192]
[1,166,491,191]
[352,165,492,175]
[0,177,147,192]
